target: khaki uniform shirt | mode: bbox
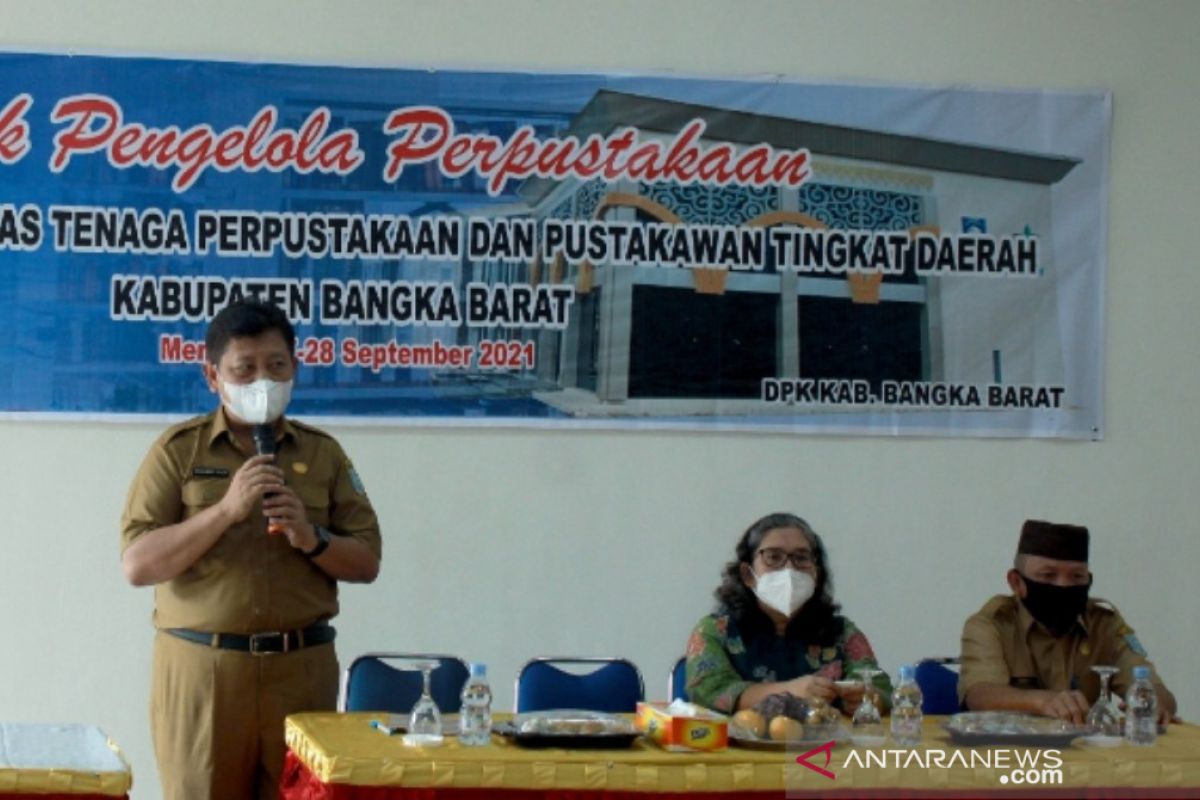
[121,408,381,634]
[959,594,1165,705]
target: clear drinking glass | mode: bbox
[850,667,886,746]
[404,660,443,745]
[1085,665,1122,739]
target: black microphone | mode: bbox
[252,423,275,457]
[252,424,285,534]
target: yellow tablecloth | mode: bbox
[0,723,132,797]
[285,712,1200,796]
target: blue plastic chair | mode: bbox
[514,657,644,713]
[914,658,961,715]
[668,656,688,701]
[339,653,470,714]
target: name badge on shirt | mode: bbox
[192,466,230,478]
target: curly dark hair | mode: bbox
[713,512,844,645]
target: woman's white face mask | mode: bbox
[751,567,816,617]
[222,378,293,425]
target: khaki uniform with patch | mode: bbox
[121,408,381,800]
[959,595,1165,706]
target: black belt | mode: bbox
[166,623,335,655]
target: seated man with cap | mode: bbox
[959,520,1176,725]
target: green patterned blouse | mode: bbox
[685,609,893,714]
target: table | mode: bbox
[0,723,131,799]
[281,712,1200,799]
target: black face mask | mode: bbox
[1018,573,1091,636]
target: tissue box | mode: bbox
[635,701,728,751]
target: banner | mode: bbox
[0,52,1109,437]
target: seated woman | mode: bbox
[685,512,892,715]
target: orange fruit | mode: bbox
[768,715,805,742]
[732,709,766,738]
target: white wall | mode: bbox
[2,1,1198,797]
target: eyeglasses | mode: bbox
[756,547,815,570]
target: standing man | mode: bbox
[959,520,1174,725]
[120,300,382,799]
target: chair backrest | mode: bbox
[914,658,961,715]
[668,656,688,702]
[514,657,644,713]
[339,653,470,714]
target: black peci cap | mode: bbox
[1018,520,1089,562]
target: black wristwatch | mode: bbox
[305,525,331,559]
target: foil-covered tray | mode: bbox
[944,712,1082,747]
[493,710,640,749]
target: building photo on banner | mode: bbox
[11,6,1200,796]
[0,51,1108,438]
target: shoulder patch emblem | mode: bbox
[348,463,367,496]
[1124,632,1148,657]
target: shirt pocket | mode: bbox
[177,479,234,579]
[181,479,229,517]
[293,482,331,527]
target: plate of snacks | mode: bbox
[728,693,846,750]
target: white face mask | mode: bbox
[751,568,816,617]
[221,378,293,424]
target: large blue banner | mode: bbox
[0,52,1109,437]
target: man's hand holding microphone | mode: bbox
[215,424,318,553]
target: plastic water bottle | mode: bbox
[1124,665,1157,746]
[458,662,493,746]
[890,664,923,747]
